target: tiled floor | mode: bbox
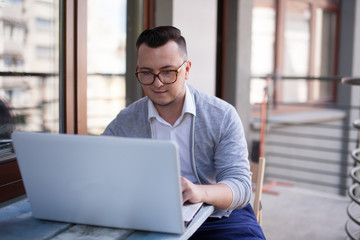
[259,180,350,240]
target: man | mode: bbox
[103,26,265,239]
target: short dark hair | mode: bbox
[136,26,187,59]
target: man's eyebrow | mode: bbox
[159,65,176,69]
[137,66,153,71]
[137,65,177,71]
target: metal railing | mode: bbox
[341,77,360,240]
[250,75,358,196]
[0,71,125,160]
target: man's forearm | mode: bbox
[197,183,233,210]
[181,177,233,210]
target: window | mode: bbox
[36,0,54,3]
[251,0,276,104]
[282,1,311,102]
[251,0,339,105]
[0,0,59,204]
[0,0,129,204]
[87,0,127,135]
[35,18,53,31]
[36,46,53,58]
[312,8,337,101]
[0,1,59,139]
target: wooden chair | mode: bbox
[250,157,266,226]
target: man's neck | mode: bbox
[154,99,185,126]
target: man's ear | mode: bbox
[185,61,192,80]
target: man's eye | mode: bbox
[141,72,153,76]
[161,70,173,75]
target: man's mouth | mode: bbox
[152,89,167,94]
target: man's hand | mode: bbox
[180,176,234,210]
[181,176,203,204]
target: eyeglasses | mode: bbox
[135,61,188,85]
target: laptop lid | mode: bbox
[11,131,185,234]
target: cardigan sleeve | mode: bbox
[215,106,252,210]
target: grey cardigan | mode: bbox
[102,84,252,217]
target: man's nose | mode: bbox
[152,75,164,87]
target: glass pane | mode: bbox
[313,8,336,101]
[250,0,276,104]
[87,0,127,135]
[282,1,310,103]
[0,0,59,155]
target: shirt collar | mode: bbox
[148,84,196,122]
[183,84,196,116]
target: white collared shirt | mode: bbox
[148,85,198,183]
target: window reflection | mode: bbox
[0,0,59,148]
[250,0,276,104]
[87,0,127,135]
[313,9,336,101]
[282,1,311,103]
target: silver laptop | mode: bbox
[11,131,189,234]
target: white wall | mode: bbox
[172,0,217,95]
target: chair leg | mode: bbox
[258,210,262,226]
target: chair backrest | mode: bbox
[250,157,266,225]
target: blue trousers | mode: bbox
[189,204,266,240]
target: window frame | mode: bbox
[1,0,155,204]
[61,0,87,134]
[274,0,340,103]
[0,0,87,204]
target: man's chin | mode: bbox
[150,97,175,107]
[152,100,173,107]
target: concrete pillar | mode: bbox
[223,0,253,142]
[125,0,144,106]
[337,0,360,195]
[147,0,253,140]
[338,0,360,140]
[154,0,173,26]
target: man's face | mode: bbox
[136,41,190,108]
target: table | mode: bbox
[0,198,214,240]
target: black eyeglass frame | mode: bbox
[135,61,188,85]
